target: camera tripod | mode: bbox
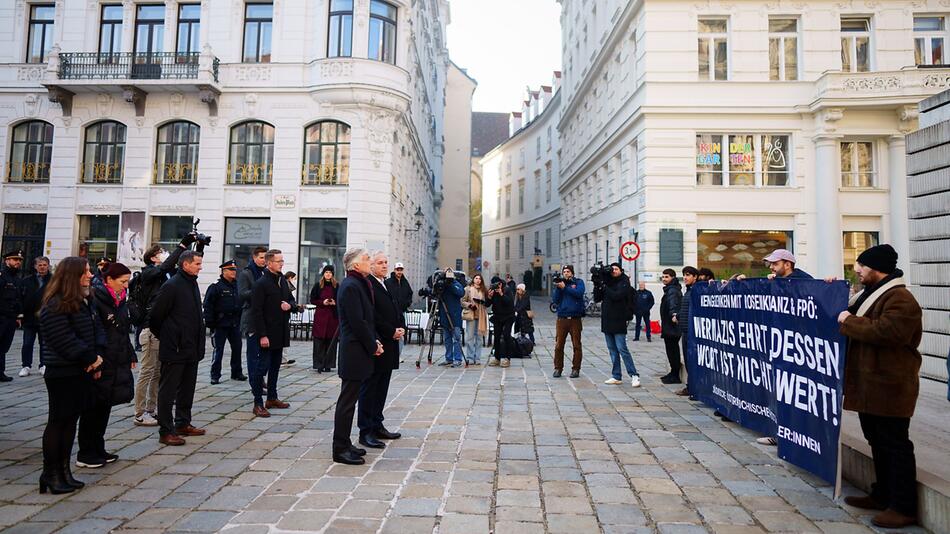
[416,296,466,369]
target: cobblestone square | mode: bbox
[0,312,928,533]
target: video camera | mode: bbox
[190,219,212,249]
[589,261,611,291]
[418,269,465,299]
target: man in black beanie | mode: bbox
[837,244,922,528]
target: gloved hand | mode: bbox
[180,232,197,248]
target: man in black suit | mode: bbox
[149,251,207,446]
[247,249,296,418]
[358,251,405,449]
[332,248,383,465]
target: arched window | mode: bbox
[8,120,53,183]
[82,120,126,183]
[228,121,274,185]
[155,121,200,184]
[303,121,350,185]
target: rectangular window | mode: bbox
[506,157,511,175]
[2,214,46,275]
[243,3,273,63]
[328,0,353,57]
[534,231,540,254]
[177,4,201,55]
[368,0,396,64]
[843,231,879,286]
[545,163,552,203]
[914,16,947,66]
[769,17,798,81]
[534,171,541,209]
[150,216,192,251]
[495,238,500,261]
[519,234,525,259]
[224,217,270,267]
[504,236,510,260]
[505,185,511,217]
[99,5,123,57]
[547,126,552,149]
[698,18,728,80]
[840,141,875,187]
[495,188,501,220]
[299,218,347,298]
[659,228,684,266]
[518,179,525,214]
[545,228,552,257]
[78,215,119,261]
[134,4,165,56]
[696,133,791,187]
[536,137,541,159]
[841,17,871,72]
[519,148,525,168]
[697,230,792,277]
[27,4,55,64]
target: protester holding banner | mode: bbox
[672,266,698,397]
[837,244,922,529]
[659,269,682,385]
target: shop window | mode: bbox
[698,18,728,80]
[915,16,947,66]
[697,230,792,277]
[78,215,119,260]
[299,218,346,301]
[696,133,790,186]
[155,121,200,184]
[150,216,193,251]
[2,214,46,275]
[840,141,875,187]
[8,120,53,183]
[843,231,879,287]
[224,217,270,267]
[841,17,871,72]
[769,17,799,81]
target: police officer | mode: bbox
[203,260,246,385]
[0,250,24,382]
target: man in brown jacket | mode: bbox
[837,244,922,529]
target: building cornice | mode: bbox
[482,208,561,237]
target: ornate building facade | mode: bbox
[0,0,450,297]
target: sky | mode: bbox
[446,0,562,113]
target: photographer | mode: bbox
[487,276,515,368]
[596,263,640,387]
[436,269,465,368]
[551,265,585,378]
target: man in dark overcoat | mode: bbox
[247,249,296,417]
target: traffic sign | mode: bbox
[620,241,641,262]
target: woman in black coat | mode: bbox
[38,257,103,494]
[513,284,534,344]
[78,262,136,468]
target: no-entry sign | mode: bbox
[621,241,641,262]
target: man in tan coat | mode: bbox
[837,244,922,529]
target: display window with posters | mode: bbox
[697,230,792,278]
[224,217,270,268]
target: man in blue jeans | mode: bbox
[633,281,654,342]
[18,256,50,377]
[595,263,640,387]
[436,269,465,367]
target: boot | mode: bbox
[62,460,85,489]
[39,465,76,494]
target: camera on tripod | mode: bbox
[418,269,466,299]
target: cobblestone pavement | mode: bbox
[0,311,928,533]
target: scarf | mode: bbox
[106,285,126,308]
[847,269,904,316]
[347,270,374,304]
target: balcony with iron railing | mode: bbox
[57,52,218,82]
[301,163,349,186]
[6,162,50,184]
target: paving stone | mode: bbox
[392,498,441,516]
[697,504,756,525]
[439,513,489,534]
[88,500,151,519]
[380,516,438,533]
[55,518,123,534]
[594,503,649,526]
[123,508,189,529]
[546,513,601,533]
[0,504,45,526]
[275,510,333,531]
[753,510,821,532]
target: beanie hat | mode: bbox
[102,262,132,280]
[856,244,898,274]
[321,265,335,274]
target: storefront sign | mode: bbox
[225,218,270,244]
[274,194,296,209]
[696,140,722,165]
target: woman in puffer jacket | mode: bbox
[77,262,136,469]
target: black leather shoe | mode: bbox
[349,445,367,456]
[232,374,248,381]
[0,374,12,382]
[333,450,366,465]
[210,378,220,385]
[660,374,682,384]
[569,370,580,378]
[376,427,401,440]
[358,434,386,449]
[553,369,562,378]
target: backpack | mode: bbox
[127,272,148,327]
[515,333,534,357]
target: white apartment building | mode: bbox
[481,74,561,292]
[437,62,475,274]
[0,0,451,297]
[557,0,950,296]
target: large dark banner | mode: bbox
[687,279,849,484]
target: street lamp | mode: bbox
[404,207,424,233]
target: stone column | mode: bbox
[814,134,844,278]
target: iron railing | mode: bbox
[301,163,349,186]
[6,162,50,183]
[58,52,217,82]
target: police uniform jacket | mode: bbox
[203,277,241,329]
[0,265,22,321]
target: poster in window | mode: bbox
[118,211,146,268]
[696,134,723,185]
[762,135,789,186]
[728,134,755,185]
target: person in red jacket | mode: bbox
[310,265,339,372]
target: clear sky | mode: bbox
[446,0,562,113]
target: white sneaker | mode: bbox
[631,375,641,388]
[18,367,29,377]
[756,436,777,446]
[604,378,622,385]
[134,412,159,427]
[39,365,45,376]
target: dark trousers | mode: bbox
[313,337,338,369]
[77,402,112,459]
[333,378,362,455]
[858,412,918,516]
[663,336,681,375]
[681,335,691,391]
[134,325,143,350]
[248,335,282,406]
[358,366,393,436]
[157,360,199,436]
[553,317,583,370]
[492,319,515,360]
[0,318,17,375]
[211,326,243,380]
[42,376,80,470]
[634,312,652,340]
[21,325,42,368]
